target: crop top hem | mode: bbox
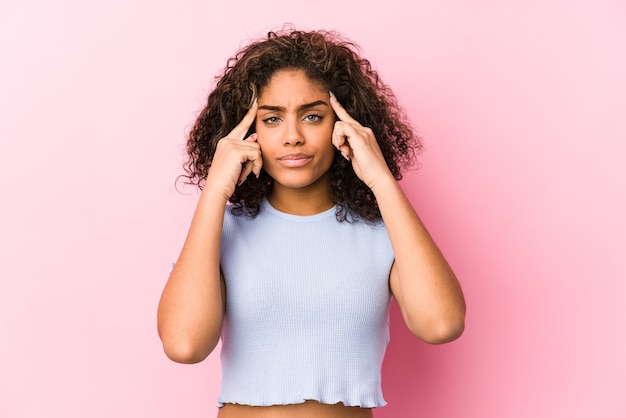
[217,396,387,408]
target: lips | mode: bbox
[277,153,313,167]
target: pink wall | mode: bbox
[1,1,624,417]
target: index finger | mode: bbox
[228,99,258,140]
[329,92,360,125]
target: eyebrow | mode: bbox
[258,100,328,112]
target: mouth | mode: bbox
[277,153,313,168]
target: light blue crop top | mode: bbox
[218,199,395,408]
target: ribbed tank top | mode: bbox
[217,199,395,408]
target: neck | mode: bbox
[267,175,334,216]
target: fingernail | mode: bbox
[329,91,336,100]
[238,178,246,186]
[253,97,258,106]
[341,151,350,161]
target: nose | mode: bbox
[284,117,304,146]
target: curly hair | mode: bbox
[182,28,422,222]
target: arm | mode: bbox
[157,189,228,364]
[157,102,261,363]
[374,179,465,344]
[330,94,465,344]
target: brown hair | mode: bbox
[182,28,422,221]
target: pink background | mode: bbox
[1,1,625,417]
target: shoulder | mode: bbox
[222,202,275,239]
[343,213,388,234]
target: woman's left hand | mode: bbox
[329,93,394,191]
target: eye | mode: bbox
[303,114,322,123]
[262,116,281,124]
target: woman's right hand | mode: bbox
[205,100,262,200]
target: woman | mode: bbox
[157,28,465,418]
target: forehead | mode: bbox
[259,69,327,98]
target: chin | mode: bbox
[272,173,324,189]
[275,178,317,189]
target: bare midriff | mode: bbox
[217,400,374,418]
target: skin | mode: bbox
[157,69,466,417]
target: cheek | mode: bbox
[322,125,335,149]
[255,125,275,149]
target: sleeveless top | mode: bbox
[217,199,395,407]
